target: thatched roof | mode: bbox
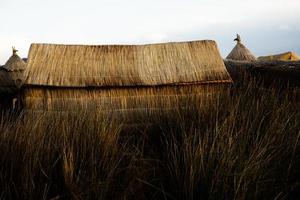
[258,52,300,61]
[224,59,300,86]
[3,48,26,71]
[0,49,26,94]
[24,40,232,87]
[226,35,256,61]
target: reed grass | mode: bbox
[0,79,299,199]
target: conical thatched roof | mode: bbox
[24,40,232,87]
[0,48,26,94]
[3,47,26,71]
[226,34,256,61]
[258,51,300,61]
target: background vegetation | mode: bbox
[0,78,299,200]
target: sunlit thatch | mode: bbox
[22,40,232,111]
[25,40,231,87]
[258,51,300,61]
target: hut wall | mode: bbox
[21,84,229,112]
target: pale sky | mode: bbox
[0,0,300,64]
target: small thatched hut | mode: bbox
[0,48,26,109]
[226,34,256,61]
[258,51,300,61]
[21,40,232,113]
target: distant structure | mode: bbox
[258,51,300,61]
[226,34,256,61]
[0,47,26,110]
[21,40,232,112]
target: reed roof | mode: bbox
[226,35,256,61]
[24,40,232,87]
[0,50,26,94]
[3,51,26,72]
[258,51,300,61]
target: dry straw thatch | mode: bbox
[224,59,300,87]
[258,51,300,61]
[22,40,232,111]
[0,48,26,94]
[22,85,229,113]
[25,40,231,87]
[3,48,26,72]
[226,34,256,61]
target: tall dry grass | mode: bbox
[0,79,299,199]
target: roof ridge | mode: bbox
[30,40,216,47]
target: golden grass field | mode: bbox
[0,77,299,199]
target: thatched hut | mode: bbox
[21,40,232,113]
[226,34,256,61]
[258,51,300,61]
[224,59,300,87]
[0,48,26,109]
